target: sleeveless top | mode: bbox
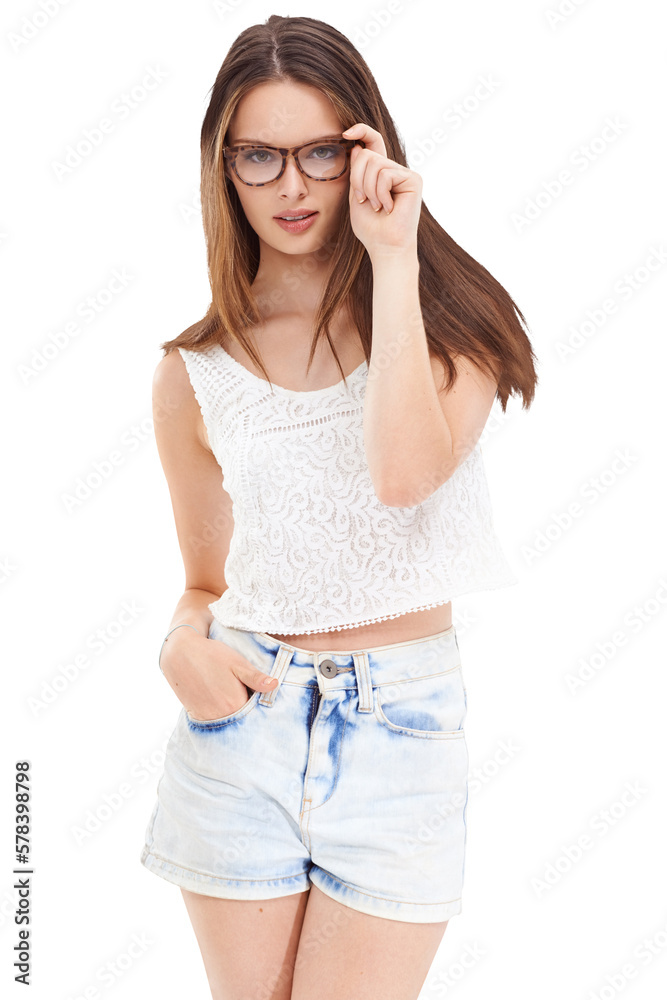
[177,343,518,635]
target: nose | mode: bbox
[276,153,309,197]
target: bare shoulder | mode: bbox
[152,348,210,452]
[152,346,190,400]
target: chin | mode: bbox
[264,227,334,256]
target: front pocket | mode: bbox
[374,666,467,740]
[185,689,259,731]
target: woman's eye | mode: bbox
[242,149,276,164]
[309,145,337,159]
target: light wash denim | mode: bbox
[140,619,469,923]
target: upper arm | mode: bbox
[431,352,498,473]
[152,349,233,597]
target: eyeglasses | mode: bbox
[222,135,365,186]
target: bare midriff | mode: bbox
[265,602,453,652]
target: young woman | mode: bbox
[140,14,537,1000]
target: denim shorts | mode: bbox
[140,620,469,924]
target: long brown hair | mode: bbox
[161,14,538,411]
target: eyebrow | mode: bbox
[230,133,342,146]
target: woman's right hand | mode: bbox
[159,626,277,722]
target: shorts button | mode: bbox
[319,658,339,677]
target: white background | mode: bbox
[2,0,666,997]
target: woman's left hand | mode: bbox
[342,122,422,259]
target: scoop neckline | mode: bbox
[211,342,368,396]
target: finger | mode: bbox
[342,123,386,157]
[376,167,395,213]
[349,148,392,206]
[235,662,277,690]
[253,670,276,689]
[352,153,380,210]
[349,148,372,205]
[365,162,400,212]
[353,156,398,212]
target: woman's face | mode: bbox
[224,80,350,256]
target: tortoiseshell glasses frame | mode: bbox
[222,135,366,186]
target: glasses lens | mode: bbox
[298,141,347,179]
[234,147,282,184]
[233,142,348,183]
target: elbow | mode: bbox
[370,445,460,508]
[374,468,451,509]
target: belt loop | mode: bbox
[259,644,293,707]
[353,651,373,713]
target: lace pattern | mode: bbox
[177,344,517,634]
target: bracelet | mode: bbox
[158,623,201,673]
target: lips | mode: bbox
[274,211,317,220]
[273,212,320,234]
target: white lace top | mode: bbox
[177,343,517,635]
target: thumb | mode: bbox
[235,658,277,691]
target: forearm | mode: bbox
[365,247,453,507]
